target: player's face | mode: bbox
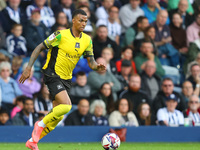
[73,14,88,32]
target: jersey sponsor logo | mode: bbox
[66,53,80,59]
[75,42,80,48]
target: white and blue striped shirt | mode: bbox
[26,5,55,28]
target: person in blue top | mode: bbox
[142,0,170,24]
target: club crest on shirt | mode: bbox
[75,42,80,48]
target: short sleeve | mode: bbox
[157,108,166,121]
[43,31,61,49]
[83,38,94,58]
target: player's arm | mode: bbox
[19,43,46,83]
[86,55,106,71]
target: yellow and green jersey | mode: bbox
[42,28,94,80]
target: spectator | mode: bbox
[0,53,7,63]
[186,64,200,90]
[64,99,94,126]
[6,24,27,56]
[137,102,156,125]
[0,109,11,125]
[93,25,120,60]
[90,82,115,115]
[10,56,23,80]
[152,10,180,67]
[24,8,50,55]
[95,0,114,20]
[119,0,144,33]
[101,47,117,75]
[170,13,187,54]
[109,98,139,127]
[184,95,200,126]
[142,0,170,24]
[185,52,200,78]
[51,11,68,32]
[75,0,90,9]
[10,95,26,119]
[167,0,194,15]
[140,60,161,101]
[115,59,132,92]
[87,57,121,101]
[157,93,184,126]
[181,81,195,107]
[12,98,38,126]
[0,0,27,34]
[26,0,55,28]
[52,0,75,23]
[116,46,137,73]
[0,61,22,112]
[134,40,165,77]
[70,72,91,105]
[0,24,6,50]
[122,16,149,47]
[17,62,41,98]
[90,100,108,126]
[34,83,53,115]
[169,0,194,29]
[186,12,200,46]
[119,74,150,114]
[96,6,121,45]
[153,78,186,114]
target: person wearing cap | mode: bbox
[153,78,186,115]
[119,74,150,115]
[140,60,161,102]
[115,59,132,92]
[26,0,55,28]
[157,93,184,126]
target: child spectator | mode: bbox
[70,71,91,105]
[6,24,27,56]
[0,109,11,125]
[101,47,117,75]
[116,46,137,73]
[10,56,23,80]
[17,62,41,98]
[137,102,156,125]
[90,100,108,126]
[10,96,26,119]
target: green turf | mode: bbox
[0,142,200,150]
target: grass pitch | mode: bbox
[0,142,200,150]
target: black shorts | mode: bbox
[43,75,72,100]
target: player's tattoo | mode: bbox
[28,43,46,68]
[87,56,98,70]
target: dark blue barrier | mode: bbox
[0,126,200,142]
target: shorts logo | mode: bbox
[57,84,63,90]
[75,42,80,48]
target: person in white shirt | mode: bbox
[96,6,121,45]
[184,95,200,126]
[157,93,184,126]
[26,0,55,28]
[119,0,144,33]
[95,0,114,20]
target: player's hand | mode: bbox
[19,66,31,84]
[97,63,106,71]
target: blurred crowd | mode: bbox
[0,0,200,127]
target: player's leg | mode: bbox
[32,90,72,143]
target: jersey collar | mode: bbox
[70,28,82,39]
